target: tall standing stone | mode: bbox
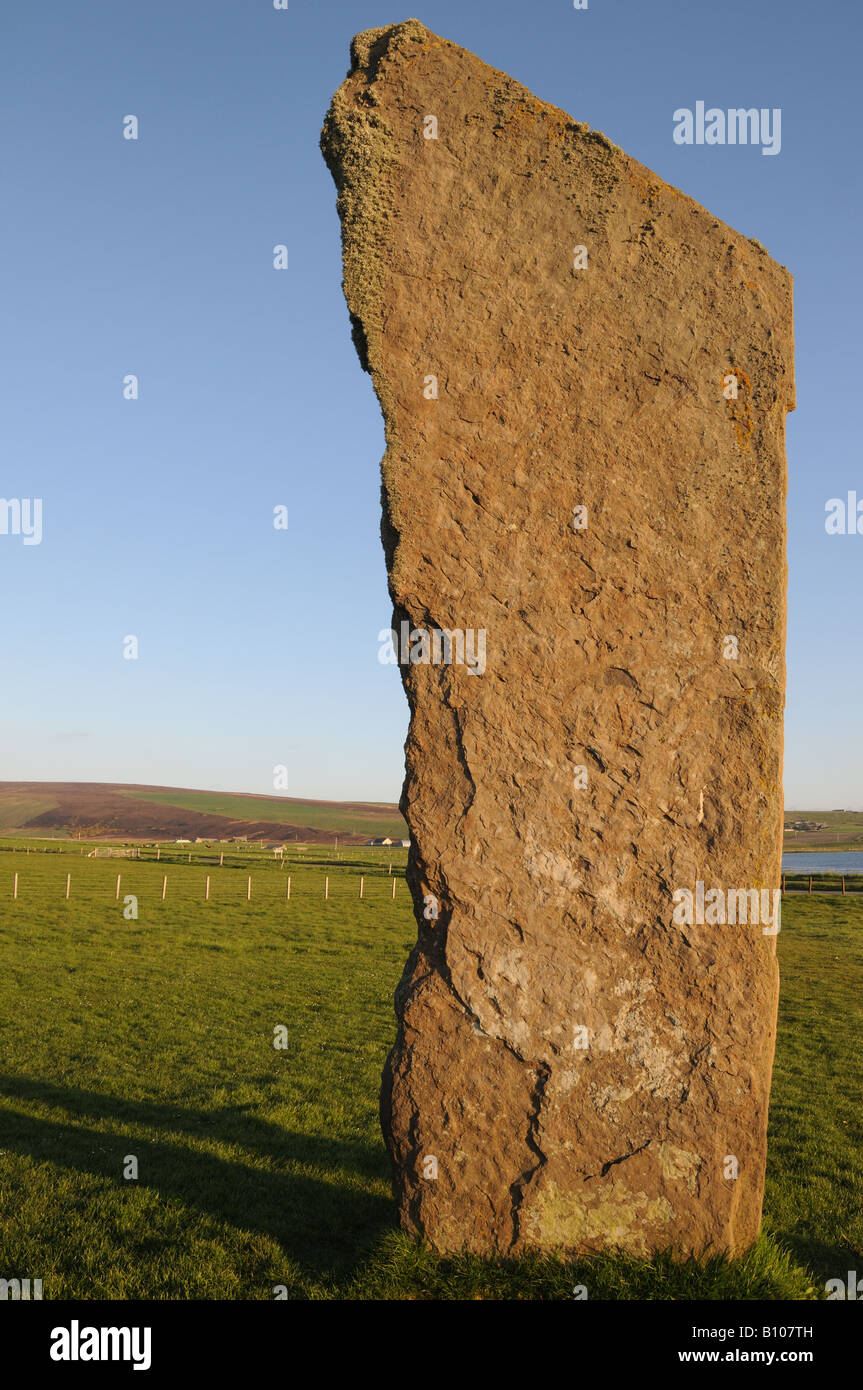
[322,20,794,1256]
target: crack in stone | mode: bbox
[508,1061,550,1250]
[584,1137,652,1182]
[449,703,478,812]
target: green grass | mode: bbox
[0,795,57,832]
[0,856,858,1300]
[761,896,863,1279]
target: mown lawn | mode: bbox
[0,853,858,1299]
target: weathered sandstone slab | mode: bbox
[322,19,794,1257]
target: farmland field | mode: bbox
[784,809,863,853]
[0,793,58,834]
[122,789,408,839]
[0,842,859,1300]
[0,782,408,844]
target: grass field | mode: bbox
[122,789,408,839]
[784,809,863,853]
[0,794,57,833]
[0,844,859,1300]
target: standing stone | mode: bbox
[322,20,793,1257]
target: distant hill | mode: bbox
[0,782,407,844]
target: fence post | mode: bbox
[286,875,291,901]
[205,876,210,901]
[115,874,121,901]
[782,873,786,894]
[162,875,167,901]
[842,875,846,896]
[220,852,224,867]
[391,877,396,900]
[359,876,364,899]
[325,876,329,900]
[188,853,192,864]
[13,872,18,899]
[808,875,812,894]
[66,873,71,900]
[247,876,252,901]
[157,848,160,861]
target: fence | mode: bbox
[781,873,863,895]
[4,866,405,906]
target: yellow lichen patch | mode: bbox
[723,366,753,452]
[658,1142,702,1195]
[629,171,663,202]
[628,168,687,208]
[522,1181,675,1257]
[545,118,569,142]
[491,96,573,146]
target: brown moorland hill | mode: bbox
[0,782,406,844]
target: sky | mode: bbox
[1,0,860,806]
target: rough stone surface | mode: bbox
[321,19,794,1257]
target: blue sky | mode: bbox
[1,0,859,806]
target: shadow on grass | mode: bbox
[769,1231,862,1287]
[0,1074,839,1299]
[0,1073,395,1280]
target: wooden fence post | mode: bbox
[205,876,210,901]
[359,876,364,899]
[286,876,291,901]
[115,874,121,901]
[220,853,224,867]
[325,876,329,900]
[66,873,71,900]
[808,875,813,894]
[161,875,167,901]
[842,875,846,896]
[391,877,396,900]
[247,876,252,901]
[13,872,18,899]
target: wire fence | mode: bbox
[1,862,408,909]
[4,857,862,908]
[781,872,863,895]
